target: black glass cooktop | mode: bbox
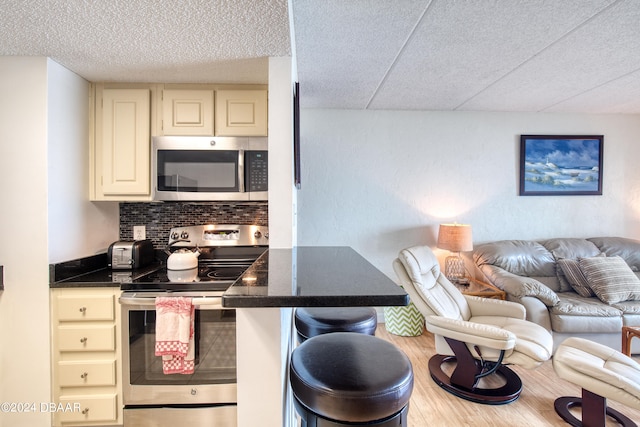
[119,266,237,292]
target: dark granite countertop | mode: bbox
[50,247,409,310]
[49,252,164,288]
[222,246,408,308]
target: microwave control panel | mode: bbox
[246,151,268,192]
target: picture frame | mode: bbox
[293,81,301,189]
[519,135,603,196]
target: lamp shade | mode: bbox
[437,223,473,252]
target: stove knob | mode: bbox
[254,230,262,239]
[265,232,269,239]
[180,231,189,239]
[171,232,179,240]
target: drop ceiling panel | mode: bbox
[368,0,617,110]
[292,0,428,109]
[544,70,640,114]
[459,0,640,112]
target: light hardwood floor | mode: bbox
[375,325,640,426]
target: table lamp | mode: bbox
[437,223,473,282]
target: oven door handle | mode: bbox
[119,295,224,310]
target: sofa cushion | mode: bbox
[579,255,640,304]
[550,292,622,333]
[478,265,559,307]
[474,240,556,277]
[542,238,602,260]
[611,299,640,316]
[557,258,594,297]
[588,237,640,271]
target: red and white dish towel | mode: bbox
[154,296,195,375]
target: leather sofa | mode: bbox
[473,237,640,353]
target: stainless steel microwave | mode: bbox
[152,136,268,201]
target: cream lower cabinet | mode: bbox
[51,288,122,426]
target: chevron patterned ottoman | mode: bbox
[384,302,424,336]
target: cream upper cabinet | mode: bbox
[91,84,154,201]
[89,84,266,201]
[215,90,268,136]
[162,89,215,135]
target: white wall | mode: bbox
[267,56,297,249]
[0,57,120,427]
[297,109,640,280]
[0,56,52,427]
[47,60,119,263]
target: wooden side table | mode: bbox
[454,278,506,300]
[622,326,640,356]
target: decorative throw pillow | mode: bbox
[579,255,640,304]
[558,258,594,297]
[553,262,572,292]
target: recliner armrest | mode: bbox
[426,316,516,351]
[465,295,526,320]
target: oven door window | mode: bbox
[128,309,236,385]
[156,149,239,192]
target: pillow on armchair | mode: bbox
[579,255,640,304]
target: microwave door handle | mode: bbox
[238,149,245,193]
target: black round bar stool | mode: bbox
[290,332,414,426]
[294,307,378,342]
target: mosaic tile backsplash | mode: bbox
[120,202,268,248]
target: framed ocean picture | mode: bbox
[519,135,603,196]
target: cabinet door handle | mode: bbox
[80,337,88,344]
[79,307,87,314]
[80,372,88,379]
[82,408,89,415]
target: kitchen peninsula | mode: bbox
[223,246,409,307]
[223,246,408,427]
[49,246,407,427]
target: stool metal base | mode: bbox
[554,389,638,427]
[294,398,409,427]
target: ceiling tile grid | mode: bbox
[292,0,429,109]
[367,0,620,110]
[458,0,640,112]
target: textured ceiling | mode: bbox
[2,0,640,113]
[0,0,291,83]
[292,0,640,113]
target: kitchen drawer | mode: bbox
[58,325,115,352]
[56,294,114,322]
[58,360,116,387]
[57,394,117,423]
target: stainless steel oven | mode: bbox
[118,224,268,427]
[120,293,237,426]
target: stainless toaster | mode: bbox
[108,240,155,270]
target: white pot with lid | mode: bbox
[167,248,200,270]
[167,268,199,282]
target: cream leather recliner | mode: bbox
[553,337,640,427]
[392,245,553,404]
